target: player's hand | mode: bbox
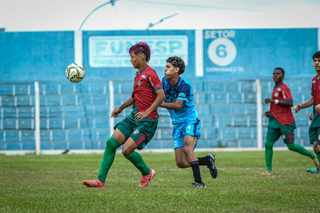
[294,104,301,113]
[309,111,314,120]
[111,107,123,118]
[134,111,149,121]
[265,98,274,104]
[315,104,320,113]
[264,111,270,118]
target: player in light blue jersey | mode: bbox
[160,56,218,188]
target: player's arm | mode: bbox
[294,97,314,113]
[111,97,133,118]
[134,88,166,121]
[160,99,184,111]
[265,98,293,107]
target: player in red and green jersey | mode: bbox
[261,67,318,175]
[294,51,320,173]
[83,42,166,187]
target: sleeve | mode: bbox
[148,71,163,91]
[283,86,293,101]
[177,84,191,101]
[311,80,314,96]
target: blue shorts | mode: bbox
[173,119,201,150]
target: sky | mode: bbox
[0,0,320,31]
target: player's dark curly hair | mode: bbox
[166,56,185,75]
[274,67,285,75]
[313,51,320,59]
[129,42,151,62]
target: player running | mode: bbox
[261,67,319,175]
[294,51,320,173]
[160,56,218,188]
[83,42,165,187]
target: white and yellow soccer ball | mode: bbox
[65,63,85,83]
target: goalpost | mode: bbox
[34,81,40,155]
[32,80,263,155]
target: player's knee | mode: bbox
[176,161,188,168]
[122,147,133,157]
[106,137,120,150]
[265,140,274,149]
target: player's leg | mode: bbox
[282,128,317,168]
[183,135,205,187]
[175,148,190,168]
[123,118,158,186]
[307,127,320,173]
[261,128,279,175]
[83,129,126,188]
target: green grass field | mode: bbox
[1,151,319,213]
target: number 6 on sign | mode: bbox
[208,38,237,66]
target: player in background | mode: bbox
[261,67,319,175]
[83,42,166,187]
[294,51,320,173]
[160,56,218,188]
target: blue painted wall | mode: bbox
[0,31,74,81]
[0,28,318,82]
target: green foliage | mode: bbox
[0,151,319,213]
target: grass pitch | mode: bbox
[0,151,319,213]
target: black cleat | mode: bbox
[207,154,218,178]
[192,182,206,188]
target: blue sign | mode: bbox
[83,30,195,80]
[89,36,188,67]
[203,29,318,79]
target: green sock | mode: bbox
[286,143,315,159]
[316,151,320,164]
[97,137,120,182]
[125,151,150,176]
[265,140,275,171]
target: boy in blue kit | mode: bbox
[160,56,218,188]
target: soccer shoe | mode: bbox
[260,171,273,175]
[83,179,105,188]
[139,169,156,187]
[307,167,320,173]
[207,154,218,178]
[192,182,206,188]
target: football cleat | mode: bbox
[192,182,206,188]
[83,179,105,188]
[139,169,156,187]
[207,154,218,178]
[261,171,273,175]
[307,167,320,173]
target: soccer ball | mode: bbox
[65,63,85,83]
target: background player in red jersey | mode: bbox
[83,42,166,187]
[261,67,318,175]
[294,51,320,173]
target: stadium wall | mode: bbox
[0,28,319,82]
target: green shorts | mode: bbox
[114,112,158,150]
[309,109,320,144]
[266,125,295,144]
[309,127,320,144]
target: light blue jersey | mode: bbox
[162,77,199,124]
[162,77,201,149]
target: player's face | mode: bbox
[164,62,179,79]
[273,69,284,83]
[314,57,320,72]
[130,53,142,69]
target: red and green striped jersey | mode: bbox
[311,75,320,115]
[132,66,163,119]
[270,83,295,126]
